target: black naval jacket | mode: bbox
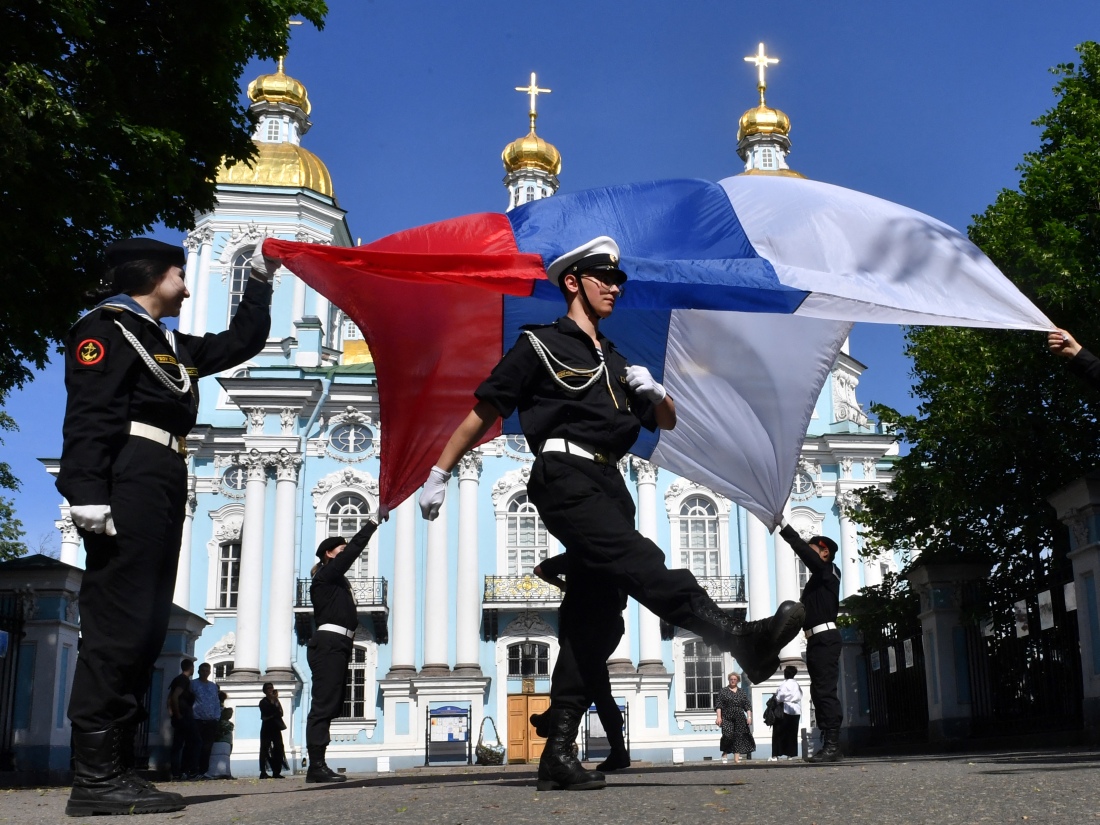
[780,525,841,629]
[56,278,272,506]
[1068,347,1100,390]
[311,523,375,632]
[475,316,658,459]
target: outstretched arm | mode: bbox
[419,401,501,520]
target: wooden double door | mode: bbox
[506,693,550,763]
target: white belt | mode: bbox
[317,623,355,638]
[130,422,187,456]
[805,622,837,639]
[540,438,614,465]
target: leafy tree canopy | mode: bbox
[0,412,25,560]
[855,42,1100,608]
[0,0,327,403]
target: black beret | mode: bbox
[316,536,347,559]
[105,238,186,269]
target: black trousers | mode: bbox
[774,712,800,758]
[806,629,842,729]
[196,719,219,774]
[169,716,200,777]
[68,439,187,731]
[259,723,286,774]
[306,631,352,747]
[528,454,730,714]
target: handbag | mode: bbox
[763,693,781,727]
[475,716,506,766]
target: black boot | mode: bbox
[66,728,186,816]
[699,601,806,684]
[117,726,184,801]
[807,728,842,763]
[596,721,630,772]
[536,710,606,791]
[306,746,347,783]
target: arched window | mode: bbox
[508,641,549,678]
[506,494,548,575]
[228,247,254,322]
[265,119,282,142]
[683,639,724,710]
[679,496,719,577]
[525,185,535,203]
[327,494,371,576]
[217,542,241,609]
[797,558,810,590]
[338,647,368,719]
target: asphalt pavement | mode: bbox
[2,748,1097,824]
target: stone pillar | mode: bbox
[773,507,802,660]
[454,454,482,675]
[905,562,989,741]
[266,451,302,677]
[837,626,872,753]
[179,232,201,334]
[314,296,330,345]
[633,458,663,673]
[387,497,417,678]
[173,490,197,608]
[292,274,307,326]
[232,449,269,677]
[1048,471,1100,739]
[746,513,771,621]
[190,227,214,337]
[836,491,863,599]
[57,508,81,569]
[421,476,450,676]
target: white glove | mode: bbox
[71,505,117,537]
[249,240,281,282]
[625,364,667,404]
[418,466,450,521]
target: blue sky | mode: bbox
[5,0,1098,550]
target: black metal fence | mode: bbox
[0,593,26,770]
[863,634,928,744]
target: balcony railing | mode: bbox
[482,574,564,605]
[696,575,747,605]
[295,577,388,610]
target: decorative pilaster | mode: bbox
[773,505,802,661]
[387,497,417,678]
[191,227,214,337]
[173,490,198,607]
[633,458,662,673]
[746,513,771,621]
[179,231,202,334]
[455,453,483,675]
[836,489,863,599]
[57,507,81,568]
[267,450,302,676]
[231,449,269,677]
[421,473,451,676]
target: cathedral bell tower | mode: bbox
[502,73,562,211]
[736,43,804,178]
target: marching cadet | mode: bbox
[58,238,272,816]
[305,520,378,783]
[419,236,806,790]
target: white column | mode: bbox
[455,454,482,674]
[179,233,201,334]
[266,452,302,676]
[292,277,306,326]
[57,509,81,569]
[387,497,417,677]
[421,478,450,675]
[173,491,197,608]
[314,296,330,344]
[773,505,802,660]
[233,449,269,677]
[837,493,862,600]
[191,228,214,337]
[633,458,663,672]
[746,513,772,621]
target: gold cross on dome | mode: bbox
[744,42,779,105]
[277,19,303,73]
[516,72,551,128]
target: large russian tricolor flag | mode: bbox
[267,175,1051,526]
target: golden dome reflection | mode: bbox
[502,120,562,175]
[737,104,791,140]
[247,66,311,115]
[216,141,334,198]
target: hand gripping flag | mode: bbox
[266,175,1052,526]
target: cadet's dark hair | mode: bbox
[108,259,175,296]
[810,535,839,562]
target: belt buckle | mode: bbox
[176,437,188,457]
[592,451,609,465]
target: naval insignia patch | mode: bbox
[75,338,106,366]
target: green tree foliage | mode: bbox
[855,42,1100,608]
[0,413,26,560]
[0,0,326,403]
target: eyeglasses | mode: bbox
[581,273,626,295]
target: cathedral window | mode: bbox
[217,542,241,609]
[265,119,282,142]
[796,558,810,590]
[683,639,723,710]
[330,424,372,455]
[222,466,246,492]
[214,662,234,680]
[508,641,549,678]
[339,647,368,719]
[525,185,535,203]
[228,247,253,322]
[506,493,548,575]
[678,495,719,577]
[327,494,372,577]
[760,147,776,170]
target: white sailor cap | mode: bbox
[545,236,628,287]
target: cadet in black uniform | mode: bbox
[419,237,806,790]
[305,521,378,783]
[778,523,842,762]
[57,238,272,816]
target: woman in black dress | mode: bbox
[715,672,755,764]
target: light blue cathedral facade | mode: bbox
[28,59,896,775]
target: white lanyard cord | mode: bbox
[523,330,607,393]
[113,320,192,396]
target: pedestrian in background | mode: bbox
[715,672,754,764]
[167,659,199,779]
[191,663,221,777]
[773,665,802,760]
[259,683,287,779]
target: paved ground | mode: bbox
[3,749,1099,824]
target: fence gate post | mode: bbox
[905,563,989,742]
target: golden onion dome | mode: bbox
[737,104,791,140]
[502,122,562,175]
[247,66,311,116]
[216,141,335,198]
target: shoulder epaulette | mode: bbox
[519,322,554,332]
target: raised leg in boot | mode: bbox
[536,709,606,791]
[306,745,347,783]
[66,728,186,817]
